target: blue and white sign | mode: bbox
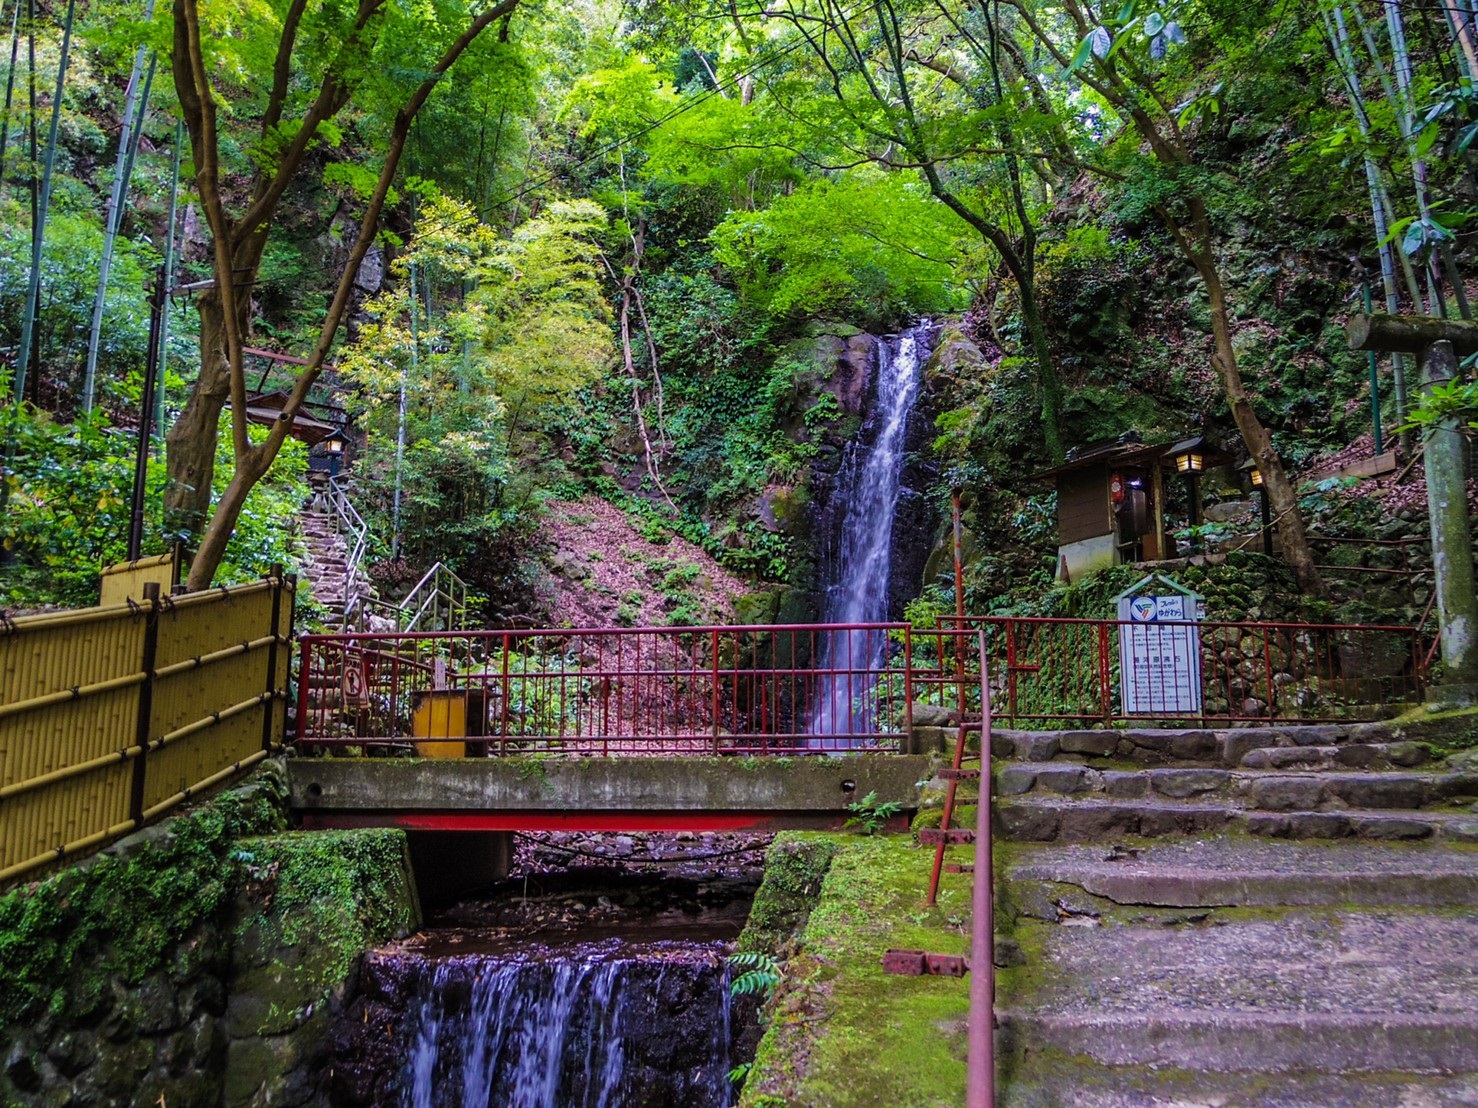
[1115,581,1202,715]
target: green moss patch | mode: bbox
[0,764,287,1024]
[742,834,975,1107]
[229,828,418,1034]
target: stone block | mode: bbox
[1057,805,1138,841]
[1221,731,1270,767]
[1035,766,1090,794]
[1102,772,1149,798]
[1355,817,1434,841]
[1243,747,1326,769]
[1021,734,1060,762]
[1169,731,1219,761]
[1283,813,1354,840]
[1386,742,1432,768]
[1058,731,1120,756]
[1447,821,1478,843]
[1149,769,1230,798]
[1324,775,1430,810]
[993,803,1060,842]
[1248,776,1325,812]
[995,765,1037,796]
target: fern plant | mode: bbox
[728,950,782,1000]
[844,790,903,835]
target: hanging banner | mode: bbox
[1116,589,1202,715]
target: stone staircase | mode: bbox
[297,501,374,630]
[929,716,1478,1105]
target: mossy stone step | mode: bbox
[1003,838,1478,908]
[992,796,1478,843]
[989,766,1478,811]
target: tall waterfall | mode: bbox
[808,321,934,744]
[393,939,736,1108]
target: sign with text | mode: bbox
[1117,593,1202,714]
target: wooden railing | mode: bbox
[0,570,294,885]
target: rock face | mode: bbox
[326,940,745,1107]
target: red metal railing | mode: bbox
[295,623,911,754]
[927,617,1426,727]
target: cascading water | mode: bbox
[391,938,736,1108]
[808,320,935,745]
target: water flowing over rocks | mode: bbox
[809,320,937,740]
[329,939,739,1107]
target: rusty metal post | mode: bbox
[129,582,162,825]
[968,628,995,1108]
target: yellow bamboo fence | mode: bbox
[0,569,294,885]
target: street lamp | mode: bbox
[1172,448,1204,551]
[1247,465,1273,556]
[323,428,349,478]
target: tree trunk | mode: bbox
[1190,221,1327,597]
[163,292,232,534]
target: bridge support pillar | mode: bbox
[405,830,513,905]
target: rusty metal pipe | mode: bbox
[967,627,995,1108]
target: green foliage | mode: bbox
[843,791,903,835]
[1398,378,1478,435]
[728,950,783,999]
[0,203,151,406]
[709,172,970,330]
[1,406,306,608]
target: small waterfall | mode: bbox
[387,939,736,1108]
[808,321,934,745]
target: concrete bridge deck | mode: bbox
[288,754,935,832]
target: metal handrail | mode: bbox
[324,476,372,631]
[362,561,470,633]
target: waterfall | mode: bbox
[808,321,934,745]
[394,939,736,1108]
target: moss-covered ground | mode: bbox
[740,832,976,1108]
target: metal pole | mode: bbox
[391,260,415,556]
[966,628,995,1108]
[127,265,165,560]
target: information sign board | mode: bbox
[1117,592,1202,714]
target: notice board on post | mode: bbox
[1115,575,1204,715]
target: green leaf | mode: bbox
[1416,121,1439,158]
[1069,33,1096,73]
[1116,0,1137,23]
[1143,12,1166,37]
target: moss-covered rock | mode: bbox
[221,828,419,1107]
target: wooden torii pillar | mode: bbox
[1349,313,1478,706]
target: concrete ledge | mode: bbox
[287,755,934,831]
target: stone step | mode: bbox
[990,723,1430,770]
[1002,838,1478,909]
[990,765,1478,811]
[997,1011,1478,1088]
[998,1067,1478,1108]
[992,796,1478,843]
[996,908,1478,1075]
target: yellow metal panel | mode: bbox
[411,690,468,758]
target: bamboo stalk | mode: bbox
[84,9,158,412]
[12,0,77,404]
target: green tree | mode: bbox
[164,0,526,589]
